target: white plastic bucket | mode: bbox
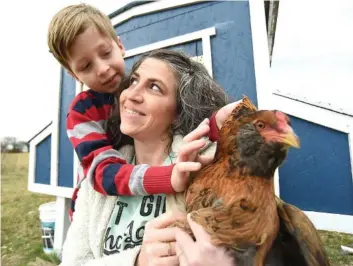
[39,201,56,254]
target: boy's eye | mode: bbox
[103,50,111,56]
[81,63,91,71]
[130,77,138,86]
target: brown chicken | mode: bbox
[180,97,330,266]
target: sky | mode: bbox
[0,0,352,142]
[271,0,353,115]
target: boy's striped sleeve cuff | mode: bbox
[209,111,219,142]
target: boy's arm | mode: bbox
[67,93,175,196]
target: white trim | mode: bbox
[73,81,83,187]
[124,27,216,59]
[271,94,353,133]
[201,35,213,78]
[274,90,353,117]
[305,211,353,234]
[75,80,82,95]
[248,0,272,110]
[274,169,280,197]
[50,68,62,187]
[28,183,74,198]
[54,196,71,258]
[111,0,203,27]
[348,133,353,190]
[28,124,53,192]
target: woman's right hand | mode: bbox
[136,212,186,266]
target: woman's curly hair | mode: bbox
[106,49,228,150]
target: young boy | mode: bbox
[47,4,225,220]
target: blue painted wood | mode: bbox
[116,1,257,104]
[124,41,202,72]
[115,2,213,38]
[57,69,76,187]
[279,116,353,215]
[35,135,51,185]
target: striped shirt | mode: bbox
[67,89,219,219]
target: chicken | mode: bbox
[179,97,330,266]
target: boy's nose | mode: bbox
[97,62,110,77]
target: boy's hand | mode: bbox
[215,99,243,129]
[171,119,212,193]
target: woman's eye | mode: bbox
[151,84,161,92]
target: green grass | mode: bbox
[320,230,353,266]
[1,153,60,266]
[1,153,353,265]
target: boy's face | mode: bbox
[68,26,125,93]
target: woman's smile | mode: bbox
[123,107,146,117]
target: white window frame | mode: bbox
[28,123,73,198]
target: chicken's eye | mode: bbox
[256,121,266,130]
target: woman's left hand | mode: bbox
[175,214,235,266]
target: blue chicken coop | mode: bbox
[28,0,353,253]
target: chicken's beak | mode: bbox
[280,131,300,148]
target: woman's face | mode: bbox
[119,58,177,141]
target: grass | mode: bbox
[320,231,353,266]
[1,153,60,266]
[1,153,353,265]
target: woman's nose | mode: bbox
[126,86,143,103]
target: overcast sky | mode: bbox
[271,0,353,114]
[0,0,352,142]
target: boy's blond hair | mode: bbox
[48,3,117,71]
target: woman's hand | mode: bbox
[171,119,213,193]
[136,212,185,266]
[175,214,235,266]
[215,99,243,129]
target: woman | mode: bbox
[60,49,237,266]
